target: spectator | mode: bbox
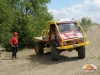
[10,32,19,59]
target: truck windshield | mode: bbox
[57,23,79,32]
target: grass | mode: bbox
[0,51,1,57]
[81,25,91,32]
[81,24,100,32]
[98,56,100,59]
[90,55,96,59]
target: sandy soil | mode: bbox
[0,25,100,75]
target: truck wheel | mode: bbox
[78,46,85,59]
[51,43,60,61]
[35,42,44,56]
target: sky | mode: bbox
[47,0,100,23]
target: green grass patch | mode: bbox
[98,56,100,59]
[0,52,1,57]
[90,55,96,59]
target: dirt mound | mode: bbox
[86,25,100,59]
[0,25,100,75]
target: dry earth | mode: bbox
[0,25,100,75]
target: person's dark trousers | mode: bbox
[12,45,18,59]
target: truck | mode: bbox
[34,19,89,61]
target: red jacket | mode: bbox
[10,36,18,45]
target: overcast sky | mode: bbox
[47,0,100,23]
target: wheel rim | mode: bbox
[35,46,39,53]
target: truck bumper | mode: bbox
[57,41,89,50]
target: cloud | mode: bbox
[84,0,100,12]
[48,0,100,23]
[49,4,83,20]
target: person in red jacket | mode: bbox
[10,32,19,59]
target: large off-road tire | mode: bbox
[78,46,85,59]
[51,43,60,61]
[35,42,44,56]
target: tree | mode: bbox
[0,0,53,47]
[0,0,13,46]
[80,17,92,25]
[79,17,92,31]
[11,0,53,43]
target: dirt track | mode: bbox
[0,25,100,75]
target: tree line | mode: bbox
[0,0,53,47]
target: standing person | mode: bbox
[10,32,19,59]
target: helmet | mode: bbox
[13,32,18,35]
